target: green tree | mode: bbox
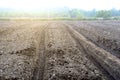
[96,10,111,19]
[69,9,84,19]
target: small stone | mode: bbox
[0,51,4,53]
[0,51,4,55]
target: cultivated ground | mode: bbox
[68,20,120,58]
[0,20,120,80]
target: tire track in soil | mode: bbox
[43,23,106,80]
[32,26,47,80]
[32,22,118,80]
[64,24,118,80]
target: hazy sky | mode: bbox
[0,0,120,11]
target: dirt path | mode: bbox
[32,27,46,80]
[32,22,107,80]
[65,23,120,80]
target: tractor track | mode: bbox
[32,25,47,80]
[32,23,108,80]
[65,24,115,80]
[27,22,120,80]
[64,23,120,80]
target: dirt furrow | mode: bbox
[42,23,106,80]
[32,25,47,80]
[65,24,114,80]
[65,23,120,80]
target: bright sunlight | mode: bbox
[0,0,120,11]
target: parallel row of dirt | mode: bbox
[68,20,120,58]
[0,21,120,80]
[42,23,106,80]
[65,23,120,80]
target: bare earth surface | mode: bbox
[0,20,120,80]
[68,20,120,58]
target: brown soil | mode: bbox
[0,20,120,80]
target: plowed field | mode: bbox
[0,20,120,80]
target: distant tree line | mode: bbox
[0,7,120,19]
